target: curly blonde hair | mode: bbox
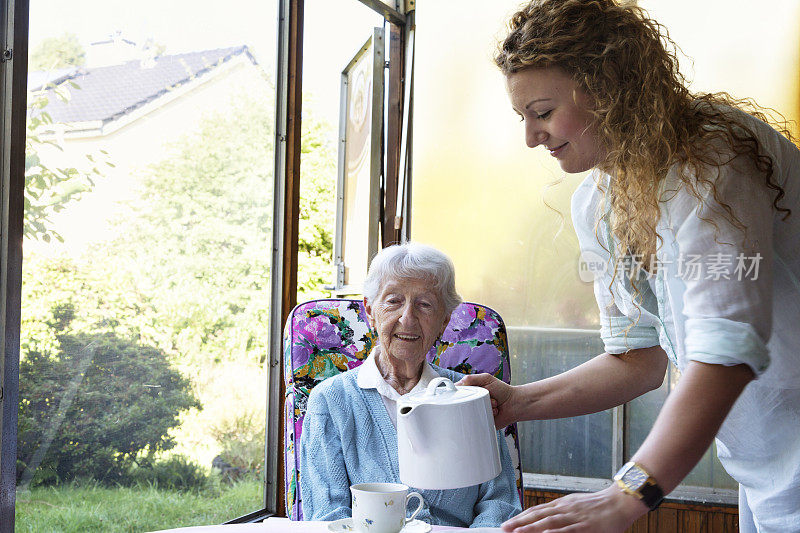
[496,0,791,272]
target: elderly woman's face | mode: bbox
[506,66,604,173]
[365,277,450,364]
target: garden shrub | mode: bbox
[130,455,209,492]
[17,319,201,487]
[209,410,265,475]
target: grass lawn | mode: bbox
[15,479,263,532]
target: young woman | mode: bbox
[460,1,800,531]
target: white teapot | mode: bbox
[396,377,501,489]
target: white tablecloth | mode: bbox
[152,517,497,532]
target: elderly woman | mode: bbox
[299,242,521,527]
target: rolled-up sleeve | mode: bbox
[672,154,774,376]
[600,313,661,354]
[684,318,768,373]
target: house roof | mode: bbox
[28,67,78,92]
[33,45,257,126]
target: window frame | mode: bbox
[332,28,386,295]
[508,328,738,505]
[263,0,409,520]
[0,0,29,530]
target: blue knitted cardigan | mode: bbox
[299,364,522,528]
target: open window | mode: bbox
[333,28,385,295]
[265,0,412,520]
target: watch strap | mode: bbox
[638,480,664,511]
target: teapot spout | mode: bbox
[398,404,426,454]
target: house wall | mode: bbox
[31,56,271,255]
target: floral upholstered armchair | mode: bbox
[283,299,523,520]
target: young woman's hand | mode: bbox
[500,485,648,533]
[456,373,519,429]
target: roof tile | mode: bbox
[34,46,252,125]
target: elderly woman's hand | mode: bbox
[456,373,518,429]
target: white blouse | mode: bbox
[571,108,800,531]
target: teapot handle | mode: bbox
[427,377,457,395]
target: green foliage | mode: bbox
[29,32,86,71]
[15,478,261,532]
[19,253,202,488]
[93,95,272,366]
[18,79,337,498]
[21,254,158,350]
[298,124,336,299]
[209,410,265,473]
[129,456,209,492]
[25,85,111,243]
[96,93,336,367]
[17,320,200,487]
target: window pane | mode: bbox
[510,328,611,478]
[627,367,737,489]
[413,0,799,493]
[18,1,276,529]
[301,0,385,300]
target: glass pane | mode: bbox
[18,1,277,529]
[509,328,611,478]
[414,0,800,491]
[339,32,382,292]
[413,0,611,480]
[627,367,737,489]
[300,0,385,300]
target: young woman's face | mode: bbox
[506,67,605,173]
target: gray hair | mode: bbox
[363,242,462,316]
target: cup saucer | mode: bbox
[400,521,432,533]
[327,517,432,533]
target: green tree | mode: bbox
[96,95,273,366]
[298,118,336,299]
[25,85,109,242]
[97,93,336,366]
[18,87,337,486]
[17,292,200,487]
[29,32,86,71]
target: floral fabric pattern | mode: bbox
[284,299,522,520]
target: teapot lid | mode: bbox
[399,376,488,406]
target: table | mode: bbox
[152,517,499,532]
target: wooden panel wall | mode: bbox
[524,489,739,533]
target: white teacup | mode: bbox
[350,482,424,533]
